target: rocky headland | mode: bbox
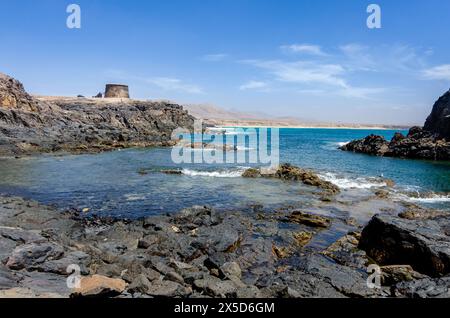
[0,73,195,156]
[340,90,450,160]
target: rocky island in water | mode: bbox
[0,72,450,299]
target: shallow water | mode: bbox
[0,128,448,218]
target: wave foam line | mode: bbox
[319,172,387,189]
[181,168,248,178]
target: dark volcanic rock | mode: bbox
[2,195,449,298]
[6,242,65,270]
[341,90,450,160]
[380,265,427,286]
[424,90,450,139]
[340,135,389,156]
[0,265,18,289]
[359,214,450,277]
[393,276,450,298]
[341,128,450,160]
[0,72,195,156]
[286,211,331,228]
[242,164,340,194]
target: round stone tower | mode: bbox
[104,84,130,98]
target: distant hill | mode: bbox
[183,103,410,129]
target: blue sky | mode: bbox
[1,0,450,125]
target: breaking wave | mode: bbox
[394,192,450,203]
[319,172,387,189]
[181,167,249,178]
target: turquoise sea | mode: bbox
[0,128,449,218]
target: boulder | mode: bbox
[220,262,242,279]
[380,265,427,286]
[0,227,46,244]
[127,274,153,294]
[393,276,450,298]
[359,214,450,277]
[193,276,239,298]
[6,242,64,270]
[145,280,191,298]
[36,250,91,275]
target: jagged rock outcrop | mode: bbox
[242,164,340,195]
[359,213,450,277]
[424,90,450,139]
[0,73,40,112]
[340,127,450,160]
[0,73,195,156]
[340,135,389,156]
[340,90,450,160]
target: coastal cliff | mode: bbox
[340,90,450,160]
[424,90,450,139]
[0,73,195,156]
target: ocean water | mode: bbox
[0,128,449,218]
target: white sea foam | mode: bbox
[181,167,248,178]
[124,194,147,201]
[394,192,450,203]
[337,141,350,147]
[408,195,450,203]
[321,141,350,151]
[319,172,387,189]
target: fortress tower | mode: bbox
[104,84,130,98]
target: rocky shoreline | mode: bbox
[340,90,450,161]
[1,163,449,298]
[1,72,450,299]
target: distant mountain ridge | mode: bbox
[183,103,410,129]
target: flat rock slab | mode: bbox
[72,275,127,298]
[6,242,64,270]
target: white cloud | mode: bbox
[339,43,375,71]
[280,44,326,56]
[239,81,268,91]
[244,59,347,87]
[337,86,385,99]
[146,77,204,94]
[202,54,228,62]
[339,43,429,74]
[242,57,386,99]
[423,64,450,80]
